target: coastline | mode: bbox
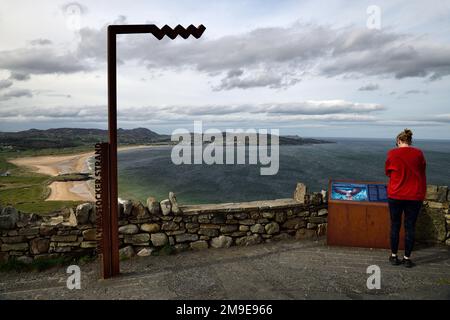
[8,145,155,202]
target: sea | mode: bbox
[114,138,450,205]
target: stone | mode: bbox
[118,224,139,235]
[30,238,50,254]
[160,199,172,216]
[428,202,446,209]
[265,222,280,235]
[426,185,438,200]
[262,212,275,219]
[185,223,199,229]
[51,235,78,242]
[176,233,198,243]
[1,242,28,251]
[80,241,97,248]
[198,228,219,237]
[275,212,287,224]
[282,218,306,230]
[311,192,323,205]
[0,252,9,263]
[240,219,256,226]
[122,200,133,216]
[220,225,238,233]
[211,235,232,248]
[1,235,26,244]
[198,215,210,223]
[165,230,186,236]
[140,223,160,233]
[317,223,327,237]
[89,207,96,224]
[231,231,247,237]
[190,240,208,250]
[0,206,19,230]
[234,213,248,220]
[318,209,328,216]
[272,233,292,241]
[174,243,190,252]
[295,228,317,239]
[75,203,92,225]
[250,224,265,234]
[18,227,40,236]
[132,233,150,244]
[321,190,328,202]
[211,214,226,224]
[131,201,149,219]
[236,234,262,246]
[82,229,97,241]
[239,225,249,232]
[173,216,183,223]
[137,247,153,257]
[307,223,317,229]
[199,224,220,229]
[151,233,168,247]
[416,208,447,242]
[17,256,33,264]
[161,221,179,231]
[146,197,161,215]
[119,246,134,260]
[47,216,64,226]
[169,192,181,214]
[293,183,307,203]
[309,217,327,224]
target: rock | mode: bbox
[0,206,19,230]
[262,212,275,219]
[1,235,26,244]
[211,236,232,248]
[309,217,327,224]
[236,234,262,246]
[132,233,150,244]
[317,223,327,237]
[18,227,40,236]
[17,256,33,264]
[161,221,179,231]
[140,223,160,233]
[122,200,133,216]
[240,219,256,226]
[250,224,265,234]
[119,246,134,260]
[321,190,328,202]
[307,223,317,229]
[211,214,226,224]
[118,201,124,218]
[89,206,96,224]
[190,240,208,250]
[1,242,29,251]
[234,213,248,220]
[426,185,438,200]
[265,222,280,235]
[318,209,328,216]
[176,233,198,243]
[282,218,306,230]
[174,243,190,252]
[169,192,181,214]
[151,233,168,247]
[82,228,97,241]
[293,183,307,203]
[80,241,97,248]
[198,228,219,237]
[0,252,9,264]
[131,201,149,219]
[186,222,200,229]
[239,225,249,232]
[30,238,50,254]
[51,235,78,242]
[275,211,287,224]
[220,225,238,233]
[272,233,292,241]
[446,238,450,246]
[75,203,92,225]
[295,229,317,239]
[118,224,139,235]
[160,199,172,216]
[47,216,64,226]
[137,247,153,257]
[416,208,447,242]
[146,197,161,215]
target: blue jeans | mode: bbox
[388,198,422,258]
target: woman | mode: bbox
[385,129,426,268]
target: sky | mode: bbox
[0,0,449,139]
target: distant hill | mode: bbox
[0,128,333,151]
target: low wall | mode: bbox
[0,184,448,264]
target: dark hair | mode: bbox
[397,128,413,145]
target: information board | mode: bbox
[330,182,387,202]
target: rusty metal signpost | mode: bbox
[96,24,206,279]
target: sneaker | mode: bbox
[401,258,415,268]
[389,255,401,265]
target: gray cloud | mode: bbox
[358,84,379,91]
[405,89,428,94]
[0,89,33,101]
[29,39,53,46]
[0,80,13,90]
[9,72,30,81]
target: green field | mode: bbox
[0,149,89,215]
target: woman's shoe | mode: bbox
[401,258,415,268]
[389,255,401,265]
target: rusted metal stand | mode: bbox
[97,24,206,279]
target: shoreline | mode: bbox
[8,145,156,202]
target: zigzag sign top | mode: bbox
[108,24,206,40]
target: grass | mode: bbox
[0,254,97,273]
[0,150,84,214]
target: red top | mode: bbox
[385,147,427,201]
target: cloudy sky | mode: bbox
[0,0,449,138]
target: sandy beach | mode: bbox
[9,145,152,202]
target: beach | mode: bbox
[9,145,151,202]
